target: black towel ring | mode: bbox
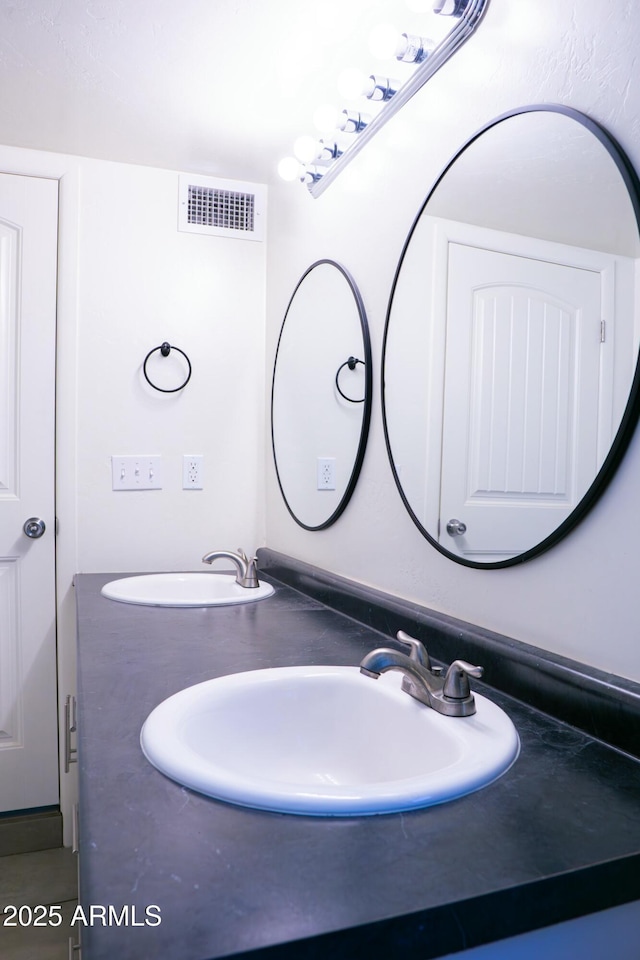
[143,342,192,393]
[335,356,365,403]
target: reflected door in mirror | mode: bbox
[441,241,603,562]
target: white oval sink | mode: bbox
[101,573,274,607]
[140,665,519,816]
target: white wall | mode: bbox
[0,145,267,579]
[73,158,267,573]
[264,0,640,682]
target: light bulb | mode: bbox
[277,157,303,182]
[368,23,401,60]
[337,67,367,100]
[293,135,320,164]
[313,103,340,133]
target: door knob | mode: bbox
[446,519,467,537]
[23,517,46,539]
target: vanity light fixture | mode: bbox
[313,104,372,135]
[294,137,344,166]
[338,109,372,134]
[338,68,401,103]
[369,24,436,63]
[278,0,490,198]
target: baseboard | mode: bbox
[0,807,62,857]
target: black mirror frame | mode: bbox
[271,259,373,531]
[382,104,640,568]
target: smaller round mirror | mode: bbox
[271,260,372,530]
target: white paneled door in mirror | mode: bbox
[441,241,604,563]
[0,173,58,812]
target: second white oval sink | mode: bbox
[141,665,519,816]
[101,573,274,607]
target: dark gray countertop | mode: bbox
[75,569,640,960]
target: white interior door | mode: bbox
[0,172,58,812]
[440,242,603,562]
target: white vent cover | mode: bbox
[178,174,266,242]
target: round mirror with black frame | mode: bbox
[272,259,372,531]
[382,105,640,568]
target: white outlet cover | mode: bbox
[316,457,336,491]
[183,454,204,490]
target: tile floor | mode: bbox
[0,847,78,959]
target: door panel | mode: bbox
[441,243,602,562]
[0,173,58,812]
[467,285,574,498]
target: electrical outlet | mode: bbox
[183,454,204,490]
[111,456,162,490]
[316,457,336,491]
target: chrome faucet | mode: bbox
[201,548,259,588]
[360,630,484,717]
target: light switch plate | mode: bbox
[112,456,162,490]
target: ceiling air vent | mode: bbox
[178,174,266,242]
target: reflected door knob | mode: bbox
[446,519,467,537]
[23,517,46,539]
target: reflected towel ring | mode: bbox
[335,356,365,403]
[143,342,192,393]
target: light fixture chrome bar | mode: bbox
[308,0,490,198]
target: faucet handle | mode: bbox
[443,660,484,700]
[395,630,431,670]
[244,555,259,588]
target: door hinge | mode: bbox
[600,319,606,343]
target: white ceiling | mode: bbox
[0,0,444,185]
